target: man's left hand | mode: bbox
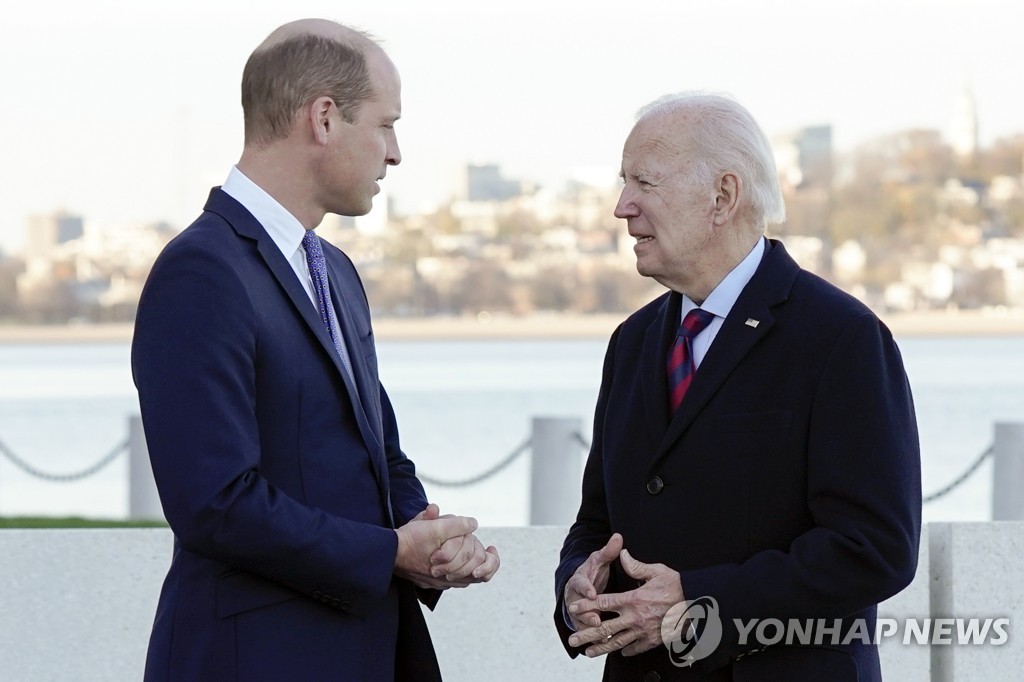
[566,549,684,658]
[419,504,500,584]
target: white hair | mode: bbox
[637,92,786,226]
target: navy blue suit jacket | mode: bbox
[554,240,921,681]
[132,189,441,681]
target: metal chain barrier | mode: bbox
[418,437,532,488]
[923,444,994,504]
[0,427,995,502]
[0,437,130,482]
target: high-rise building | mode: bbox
[24,211,84,262]
[950,81,979,158]
[463,163,522,202]
[773,126,833,189]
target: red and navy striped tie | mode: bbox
[667,309,715,414]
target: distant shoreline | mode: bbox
[1,310,1022,344]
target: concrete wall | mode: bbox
[425,526,604,681]
[0,524,1018,681]
[879,536,930,681]
[929,523,1024,681]
[0,529,167,682]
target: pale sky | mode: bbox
[1,0,1020,252]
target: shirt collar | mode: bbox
[681,236,766,319]
[221,166,308,256]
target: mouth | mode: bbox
[635,236,654,244]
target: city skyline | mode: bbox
[2,0,1022,253]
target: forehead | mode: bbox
[622,113,689,170]
[364,49,402,113]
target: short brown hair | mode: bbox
[241,33,376,147]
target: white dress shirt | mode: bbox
[221,166,320,310]
[679,236,766,367]
[221,167,355,379]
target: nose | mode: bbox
[614,186,637,219]
[387,134,401,167]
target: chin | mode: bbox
[635,259,654,279]
[332,199,373,218]
[635,264,665,288]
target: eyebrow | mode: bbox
[624,165,655,182]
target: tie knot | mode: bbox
[302,230,322,260]
[678,308,715,340]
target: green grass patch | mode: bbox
[0,517,168,529]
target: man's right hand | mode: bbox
[394,504,480,590]
[564,533,624,630]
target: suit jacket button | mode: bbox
[646,477,664,495]
[312,591,322,599]
[643,672,661,682]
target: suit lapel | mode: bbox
[326,262,387,443]
[205,190,390,503]
[327,270,383,446]
[325,259,393,526]
[205,190,351,386]
[251,237,373,438]
[653,240,798,464]
[257,237,349,367]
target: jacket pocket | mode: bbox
[215,569,301,618]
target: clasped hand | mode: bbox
[564,533,684,658]
[394,503,500,590]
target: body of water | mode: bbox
[0,335,1021,526]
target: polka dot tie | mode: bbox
[302,230,353,378]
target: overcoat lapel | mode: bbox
[654,300,776,462]
[651,240,798,467]
[639,292,681,439]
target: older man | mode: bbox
[133,19,498,681]
[554,93,921,681]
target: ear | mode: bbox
[309,96,335,146]
[712,172,741,226]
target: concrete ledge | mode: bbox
[424,526,603,680]
[929,523,1024,681]
[2,524,1017,681]
[879,536,931,681]
[0,529,168,681]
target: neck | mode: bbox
[678,228,762,304]
[237,146,323,229]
